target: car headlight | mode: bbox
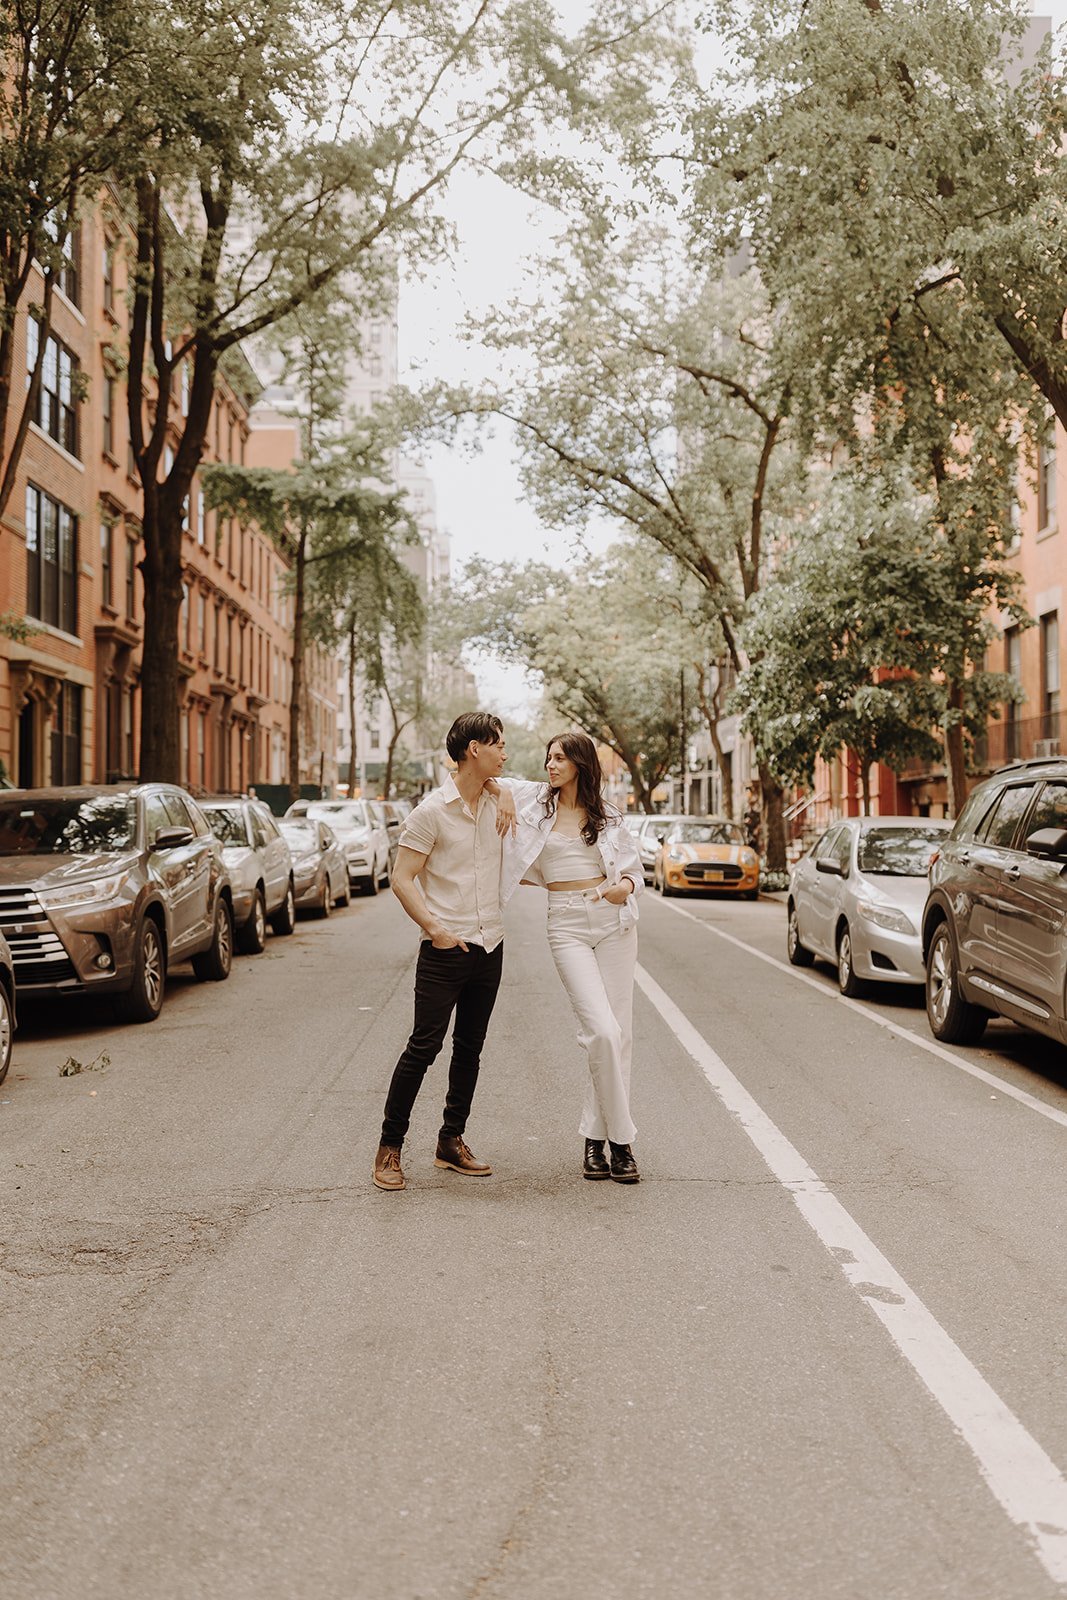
[857,899,915,935]
[667,849,686,862]
[38,870,130,910]
[741,850,758,867]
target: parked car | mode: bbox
[923,757,1067,1047]
[0,930,16,1085]
[788,816,951,995]
[0,784,233,1022]
[654,817,760,898]
[633,813,685,885]
[279,818,350,916]
[369,799,405,867]
[289,800,391,895]
[200,796,296,951]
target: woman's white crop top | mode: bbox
[538,829,604,879]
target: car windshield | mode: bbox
[281,821,317,849]
[0,794,137,855]
[671,821,744,846]
[647,819,676,838]
[309,803,366,830]
[205,806,247,847]
[857,826,947,876]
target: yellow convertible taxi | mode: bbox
[653,817,761,900]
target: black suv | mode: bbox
[923,758,1067,1046]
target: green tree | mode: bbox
[735,475,1025,811]
[410,229,803,860]
[690,0,1067,436]
[204,436,413,799]
[116,0,673,782]
[458,544,695,811]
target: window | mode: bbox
[102,238,116,313]
[1041,612,1060,734]
[181,582,191,650]
[58,224,80,305]
[1039,420,1057,532]
[197,712,207,789]
[102,374,115,456]
[196,487,205,544]
[180,362,190,417]
[25,484,77,633]
[1026,783,1067,840]
[125,537,137,620]
[1005,626,1023,759]
[27,321,79,456]
[181,710,190,785]
[214,602,222,670]
[50,683,83,785]
[978,784,1037,850]
[100,520,114,609]
[198,591,206,653]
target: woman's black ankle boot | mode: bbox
[608,1142,640,1183]
[583,1138,611,1180]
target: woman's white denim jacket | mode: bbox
[498,780,644,932]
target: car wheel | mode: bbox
[836,923,866,998]
[338,876,352,907]
[361,871,378,897]
[926,921,987,1044]
[317,875,333,919]
[380,855,392,888]
[192,897,233,982]
[787,901,815,967]
[116,917,166,1023]
[237,887,268,955]
[270,880,296,936]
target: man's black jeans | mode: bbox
[381,939,504,1147]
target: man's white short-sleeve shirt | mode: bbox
[399,775,505,951]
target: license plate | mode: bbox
[705,869,725,881]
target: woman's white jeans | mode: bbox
[546,891,637,1145]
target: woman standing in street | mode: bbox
[496,733,644,1183]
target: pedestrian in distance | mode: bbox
[373,712,513,1192]
[494,732,644,1183]
[744,784,761,854]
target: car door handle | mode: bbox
[1004,864,1022,880]
[957,850,972,865]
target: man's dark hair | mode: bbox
[446,712,503,763]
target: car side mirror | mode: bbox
[815,858,845,877]
[1025,827,1067,860]
[154,825,194,851]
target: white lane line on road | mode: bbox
[635,962,1067,1586]
[653,898,1067,1134]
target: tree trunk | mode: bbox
[138,499,185,781]
[861,759,872,817]
[346,619,358,797]
[288,528,308,802]
[758,760,786,872]
[622,756,654,813]
[943,679,968,819]
[695,662,733,818]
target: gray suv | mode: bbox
[923,757,1067,1046]
[0,785,235,1023]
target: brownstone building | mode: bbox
[0,185,335,796]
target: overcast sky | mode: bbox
[397,3,1066,722]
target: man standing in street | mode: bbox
[373,712,510,1192]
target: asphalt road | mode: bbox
[5,883,1067,1599]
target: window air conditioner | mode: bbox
[1033,738,1061,758]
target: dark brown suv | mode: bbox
[923,757,1067,1046]
[0,784,235,1023]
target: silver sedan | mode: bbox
[787,816,952,996]
[279,819,350,917]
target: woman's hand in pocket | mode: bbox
[600,883,631,907]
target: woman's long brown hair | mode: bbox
[541,731,614,845]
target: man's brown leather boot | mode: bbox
[434,1135,492,1176]
[373,1144,405,1190]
